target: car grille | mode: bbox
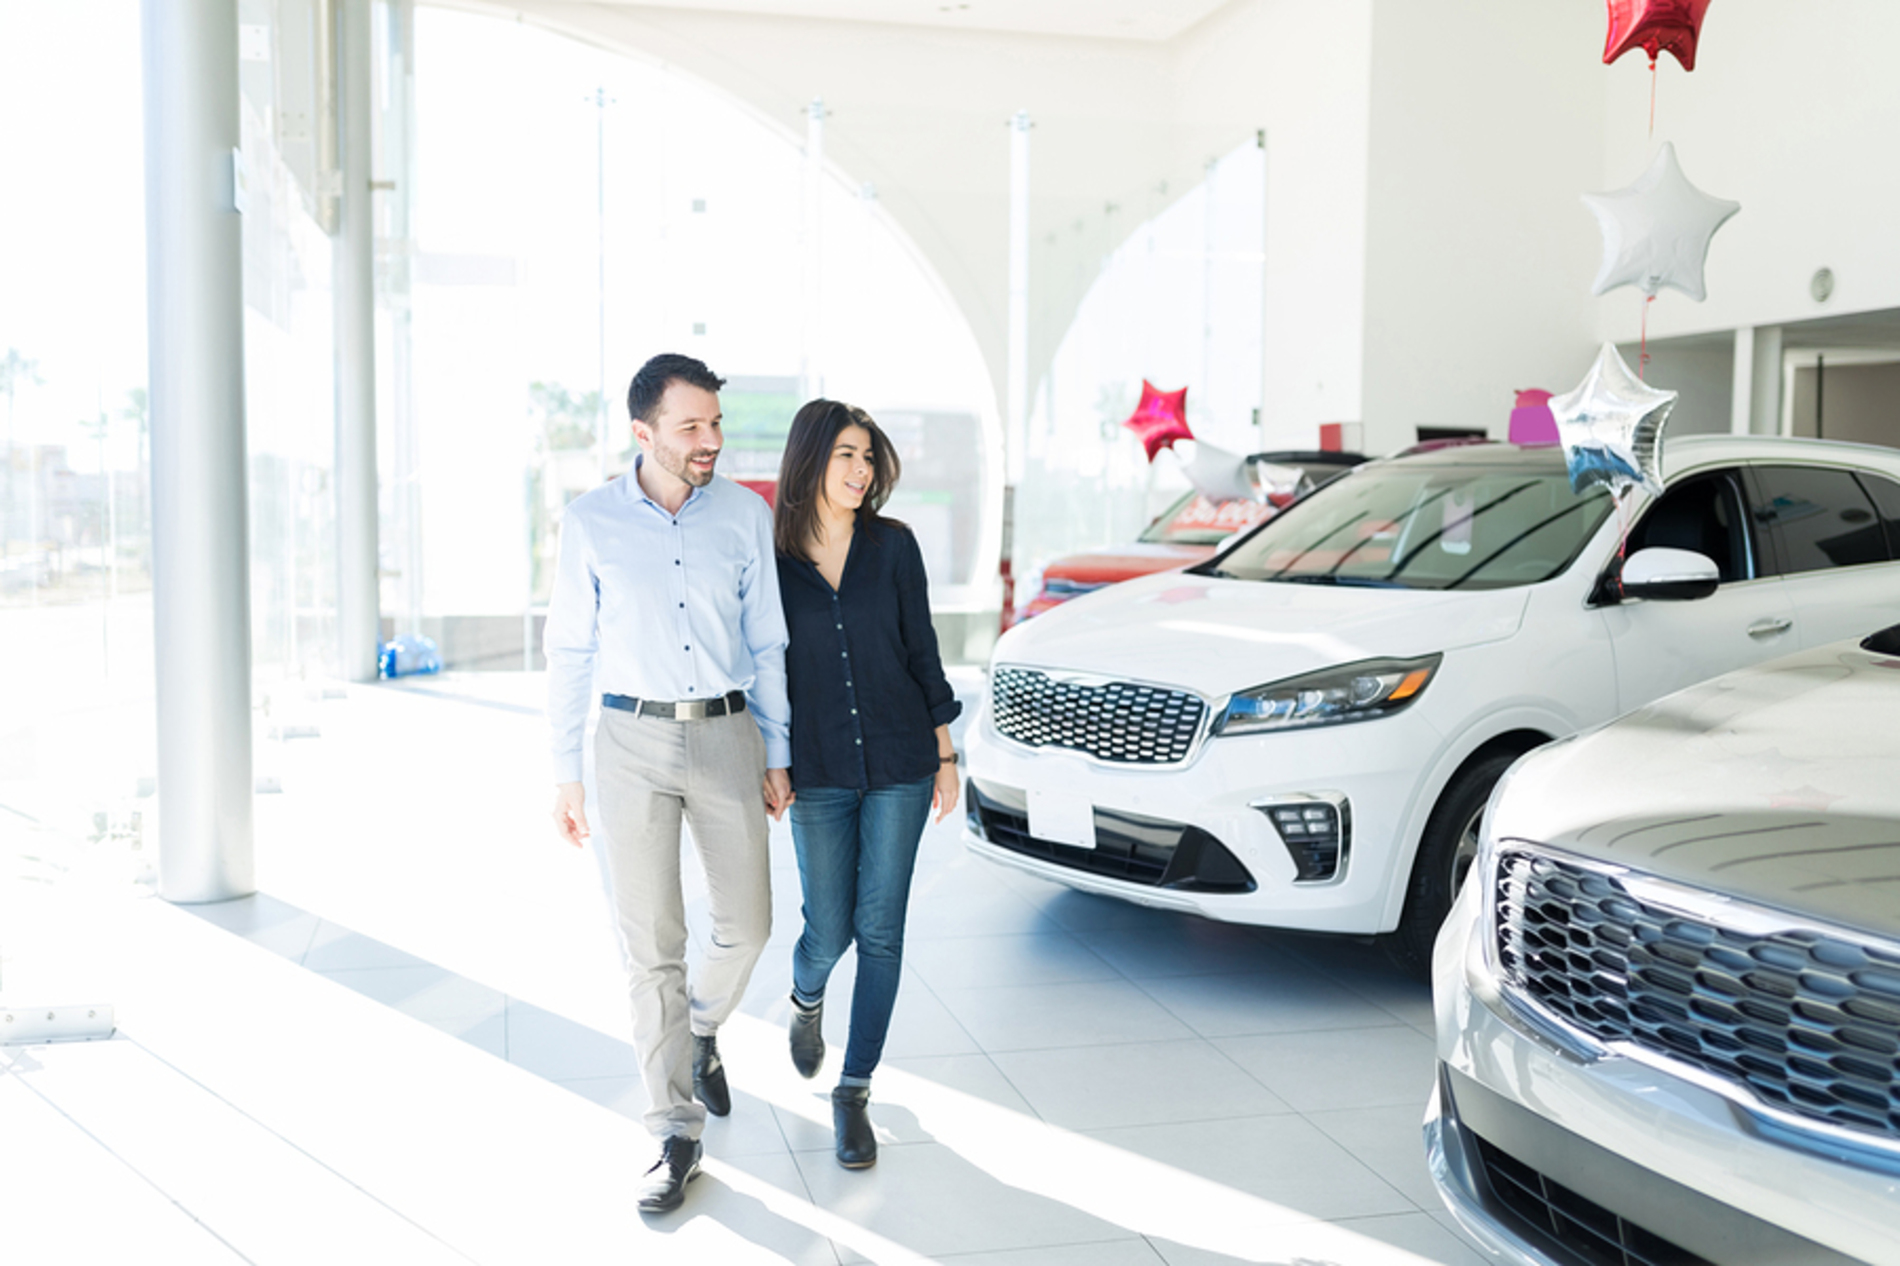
[990,666,1206,765]
[966,779,1254,893]
[1473,1136,1711,1266]
[1496,846,1900,1144]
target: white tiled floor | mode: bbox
[0,670,1487,1265]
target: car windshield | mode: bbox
[1201,450,1614,590]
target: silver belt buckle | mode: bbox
[673,699,712,721]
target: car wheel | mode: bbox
[1387,750,1518,979]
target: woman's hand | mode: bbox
[932,759,961,824]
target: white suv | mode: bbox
[1429,625,1900,1264]
[963,436,1900,969]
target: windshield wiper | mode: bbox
[1275,574,1405,588]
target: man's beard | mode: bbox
[656,445,719,486]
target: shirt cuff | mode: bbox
[928,699,964,728]
[763,734,792,770]
[553,752,584,785]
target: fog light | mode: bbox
[1255,795,1349,883]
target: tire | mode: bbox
[1386,750,1519,979]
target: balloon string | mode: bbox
[1648,55,1658,138]
[1639,294,1653,379]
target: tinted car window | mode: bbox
[1859,471,1900,558]
[1207,452,1612,591]
[1625,471,1753,582]
[1750,465,1890,574]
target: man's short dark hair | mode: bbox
[627,354,725,424]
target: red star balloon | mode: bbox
[1603,0,1712,71]
[1121,380,1192,462]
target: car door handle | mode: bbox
[1747,617,1793,639]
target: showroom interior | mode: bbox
[5,1,1900,1263]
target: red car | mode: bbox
[1014,450,1367,623]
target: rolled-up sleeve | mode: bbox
[543,505,599,784]
[740,498,793,768]
[895,529,961,729]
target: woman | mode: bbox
[773,399,961,1169]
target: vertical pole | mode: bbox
[1729,325,1754,436]
[335,0,380,682]
[1750,325,1784,437]
[1202,155,1217,432]
[386,0,421,636]
[802,98,827,402]
[141,0,255,903]
[1814,354,1825,440]
[1007,109,1031,486]
[593,86,610,482]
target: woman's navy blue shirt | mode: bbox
[777,517,961,791]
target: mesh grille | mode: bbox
[1474,1137,1711,1266]
[990,666,1206,765]
[1496,847,1900,1144]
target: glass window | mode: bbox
[1205,451,1613,591]
[1857,471,1900,559]
[1749,466,1890,574]
[1625,471,1753,582]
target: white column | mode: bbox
[1007,109,1031,484]
[1751,325,1785,437]
[1729,326,1754,436]
[141,0,255,903]
[801,97,827,401]
[334,0,380,682]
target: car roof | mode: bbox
[1354,435,1900,481]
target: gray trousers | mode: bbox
[594,707,772,1140]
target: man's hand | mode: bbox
[763,767,794,821]
[552,781,590,847]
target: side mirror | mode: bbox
[1618,546,1720,601]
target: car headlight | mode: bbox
[1212,654,1441,736]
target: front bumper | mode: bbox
[961,692,1439,933]
[1430,881,1900,1266]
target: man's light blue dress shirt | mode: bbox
[544,459,791,784]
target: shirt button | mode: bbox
[851,708,857,715]
[855,738,862,745]
[684,645,691,651]
[674,559,680,565]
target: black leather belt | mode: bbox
[602,690,746,721]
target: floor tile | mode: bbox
[904,932,1120,991]
[1305,1103,1443,1209]
[1074,920,1296,980]
[180,891,320,961]
[933,978,1195,1052]
[1133,969,1403,1038]
[504,1000,640,1080]
[793,1140,1138,1263]
[1212,1026,1439,1114]
[317,963,507,1023]
[1149,1210,1486,1265]
[1081,1113,1415,1227]
[300,920,434,971]
[989,1039,1291,1130]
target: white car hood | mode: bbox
[993,570,1529,696]
[1489,634,1900,936]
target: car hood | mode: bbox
[1040,543,1211,585]
[992,569,1529,696]
[1491,635,1900,939]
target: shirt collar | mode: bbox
[626,453,708,515]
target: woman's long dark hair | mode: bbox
[773,399,903,560]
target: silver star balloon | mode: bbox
[1550,343,1677,496]
[1582,143,1740,301]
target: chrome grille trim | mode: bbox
[1493,843,1900,1152]
[989,665,1209,766]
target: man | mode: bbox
[545,353,792,1215]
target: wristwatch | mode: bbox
[939,752,960,765]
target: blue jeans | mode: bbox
[789,776,934,1082]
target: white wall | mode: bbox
[1596,0,1900,345]
[1359,0,1604,456]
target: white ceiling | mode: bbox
[563,0,1235,42]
